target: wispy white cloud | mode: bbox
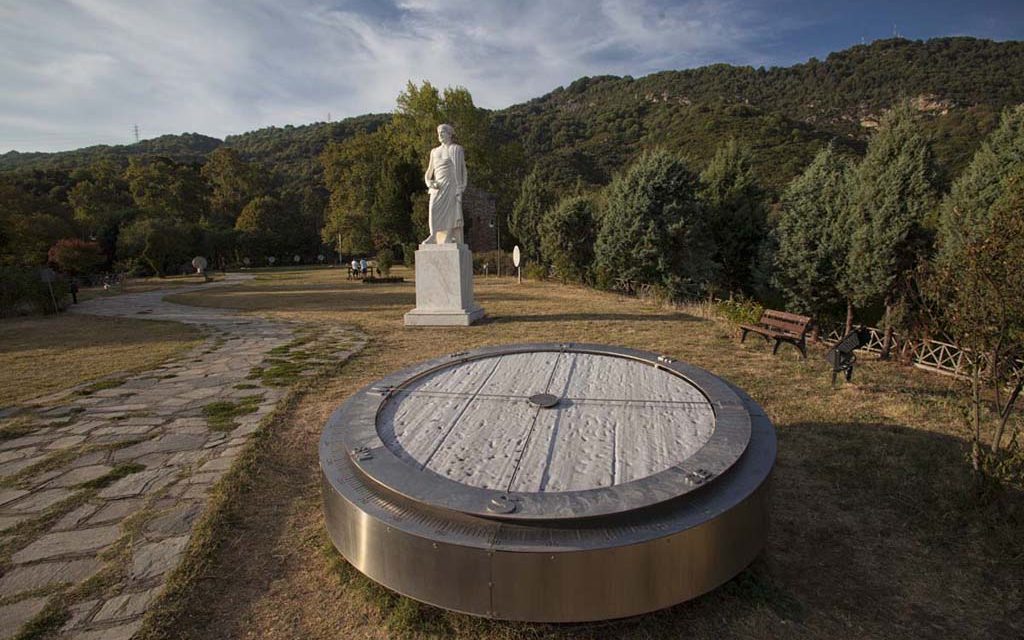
[0,1,821,152]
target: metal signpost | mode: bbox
[512,245,521,284]
[39,267,59,313]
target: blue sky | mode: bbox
[2,0,1022,153]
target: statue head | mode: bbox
[437,123,454,145]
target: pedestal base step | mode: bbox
[404,306,485,327]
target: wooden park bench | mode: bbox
[739,310,814,359]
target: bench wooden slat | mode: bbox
[738,309,813,358]
[761,310,809,323]
[739,325,795,339]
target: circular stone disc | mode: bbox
[380,351,715,493]
[332,344,751,521]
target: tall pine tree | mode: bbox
[699,140,767,295]
[846,103,938,357]
[540,194,597,283]
[594,151,715,298]
[773,145,854,327]
[509,167,553,262]
[936,105,1024,266]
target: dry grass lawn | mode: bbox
[151,266,1021,640]
[0,314,200,407]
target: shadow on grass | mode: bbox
[335,421,1023,639]
[171,286,417,311]
[483,312,700,324]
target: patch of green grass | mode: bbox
[321,539,451,638]
[0,416,36,441]
[202,396,262,432]
[12,600,70,640]
[74,378,127,396]
[78,463,146,490]
[232,383,259,390]
[256,359,307,387]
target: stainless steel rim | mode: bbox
[320,343,776,622]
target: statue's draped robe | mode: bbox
[426,143,466,235]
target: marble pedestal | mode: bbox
[404,242,484,326]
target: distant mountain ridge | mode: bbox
[3,37,1023,191]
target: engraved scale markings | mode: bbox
[380,351,715,493]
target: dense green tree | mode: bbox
[0,182,74,266]
[117,218,196,276]
[846,103,938,356]
[67,158,133,241]
[509,167,554,262]
[699,140,767,294]
[936,105,1024,265]
[594,151,715,297]
[773,145,854,325]
[3,213,75,267]
[235,196,288,260]
[125,157,209,223]
[540,195,598,283]
[201,148,269,227]
[321,132,382,256]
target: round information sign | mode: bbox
[512,245,521,268]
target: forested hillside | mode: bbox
[6,37,1021,189]
[3,36,1024,293]
[222,114,389,188]
[499,37,1024,192]
[0,133,222,172]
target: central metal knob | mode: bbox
[528,393,559,409]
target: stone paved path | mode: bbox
[0,275,364,639]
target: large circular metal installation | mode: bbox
[320,344,776,622]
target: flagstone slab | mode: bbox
[0,274,366,640]
[12,525,120,564]
[0,597,48,640]
[49,465,113,487]
[4,488,73,513]
[92,587,161,623]
[0,557,103,596]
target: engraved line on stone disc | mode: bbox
[418,355,504,470]
[505,348,566,492]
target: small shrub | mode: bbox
[472,249,514,275]
[524,263,549,281]
[375,248,395,276]
[715,298,764,325]
[402,243,417,267]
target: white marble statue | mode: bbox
[424,123,466,245]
